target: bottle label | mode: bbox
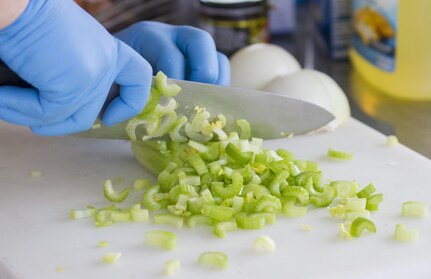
[352,0,398,72]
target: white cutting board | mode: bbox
[1,118,430,279]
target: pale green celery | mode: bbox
[275,149,295,161]
[169,184,198,203]
[327,148,354,160]
[356,183,376,198]
[350,217,376,237]
[154,98,177,115]
[175,194,189,211]
[70,206,96,220]
[142,185,162,211]
[386,135,399,147]
[213,127,228,140]
[102,252,122,263]
[201,205,234,221]
[211,172,243,199]
[165,260,181,276]
[140,87,161,116]
[235,213,266,229]
[111,209,131,222]
[295,171,322,187]
[95,209,113,227]
[282,199,307,218]
[331,181,358,198]
[338,222,353,240]
[191,110,210,132]
[310,186,335,208]
[253,212,276,225]
[214,221,238,238]
[232,196,244,213]
[188,195,215,215]
[238,139,251,152]
[145,230,177,251]
[253,235,276,252]
[130,204,149,222]
[236,119,251,139]
[169,116,188,142]
[179,175,201,186]
[153,214,184,228]
[154,71,181,97]
[241,184,270,199]
[188,140,210,153]
[167,205,185,216]
[225,143,252,165]
[98,241,109,248]
[145,112,177,140]
[199,252,228,269]
[103,179,131,203]
[345,210,370,221]
[185,123,212,143]
[126,118,147,141]
[268,170,290,197]
[187,214,213,228]
[282,186,310,206]
[329,204,346,218]
[394,223,419,242]
[346,198,367,211]
[402,201,428,218]
[366,193,383,211]
[131,141,171,176]
[189,154,208,175]
[254,195,282,212]
[133,178,151,191]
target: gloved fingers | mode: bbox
[0,86,67,125]
[215,52,231,86]
[102,41,152,126]
[155,45,186,80]
[175,26,219,84]
[30,100,103,136]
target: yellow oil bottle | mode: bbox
[350,0,431,100]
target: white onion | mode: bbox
[262,70,351,126]
[230,43,301,90]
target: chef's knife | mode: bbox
[73,78,335,140]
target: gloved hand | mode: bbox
[115,22,230,86]
[0,0,152,136]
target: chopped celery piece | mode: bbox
[153,214,184,228]
[102,252,122,263]
[329,205,346,218]
[386,135,399,147]
[165,259,181,276]
[133,178,151,191]
[253,235,276,252]
[169,116,188,143]
[345,198,367,211]
[103,179,131,203]
[235,213,265,229]
[30,171,42,178]
[268,171,290,197]
[357,183,376,198]
[142,185,161,211]
[236,119,251,139]
[98,241,109,248]
[199,252,228,269]
[366,193,383,211]
[350,217,376,237]
[331,181,358,198]
[111,210,131,222]
[214,221,238,238]
[212,172,243,199]
[254,195,282,212]
[201,205,234,221]
[187,214,213,228]
[282,186,309,206]
[301,224,312,231]
[145,230,177,251]
[70,206,96,220]
[190,154,208,175]
[55,266,64,273]
[155,71,181,97]
[188,140,210,153]
[175,194,189,211]
[225,143,252,164]
[327,148,354,160]
[394,223,419,242]
[338,222,353,240]
[345,210,370,221]
[130,204,149,222]
[402,201,428,218]
[310,186,335,208]
[282,199,307,218]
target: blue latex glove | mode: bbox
[115,22,230,86]
[0,0,152,136]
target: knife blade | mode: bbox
[73,78,335,140]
